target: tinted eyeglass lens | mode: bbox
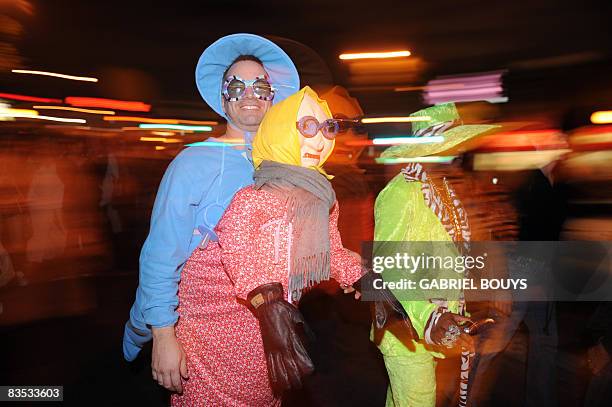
[353,123,367,134]
[299,117,319,137]
[253,79,272,98]
[333,114,366,134]
[226,79,246,99]
[324,120,339,139]
[336,121,351,133]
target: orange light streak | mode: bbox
[139,137,182,143]
[0,93,62,103]
[65,97,151,112]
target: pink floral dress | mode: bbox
[171,186,363,406]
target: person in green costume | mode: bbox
[372,103,499,407]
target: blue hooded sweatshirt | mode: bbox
[122,143,253,361]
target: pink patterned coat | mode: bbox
[172,186,363,406]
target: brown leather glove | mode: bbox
[247,282,314,396]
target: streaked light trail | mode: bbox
[339,51,411,60]
[138,124,213,132]
[12,69,98,82]
[34,105,115,115]
[361,116,431,124]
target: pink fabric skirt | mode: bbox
[171,244,279,406]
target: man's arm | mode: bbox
[138,156,201,329]
[125,150,212,392]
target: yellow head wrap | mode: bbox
[252,86,335,178]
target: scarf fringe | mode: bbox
[289,251,331,302]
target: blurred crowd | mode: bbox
[1,108,612,405]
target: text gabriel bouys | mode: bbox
[374,278,528,290]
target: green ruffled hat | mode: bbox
[380,103,500,158]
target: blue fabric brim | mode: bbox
[195,33,300,119]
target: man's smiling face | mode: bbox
[222,60,272,132]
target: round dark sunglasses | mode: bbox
[296,116,362,140]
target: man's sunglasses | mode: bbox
[222,75,275,102]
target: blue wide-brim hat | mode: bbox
[195,33,300,120]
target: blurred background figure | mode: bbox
[25,137,66,267]
[319,84,373,254]
[0,143,23,289]
[0,240,14,288]
[0,138,30,282]
[100,148,123,236]
[584,301,612,407]
[466,154,567,407]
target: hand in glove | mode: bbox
[247,282,314,396]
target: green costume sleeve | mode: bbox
[374,174,460,338]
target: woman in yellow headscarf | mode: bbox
[175,86,363,406]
